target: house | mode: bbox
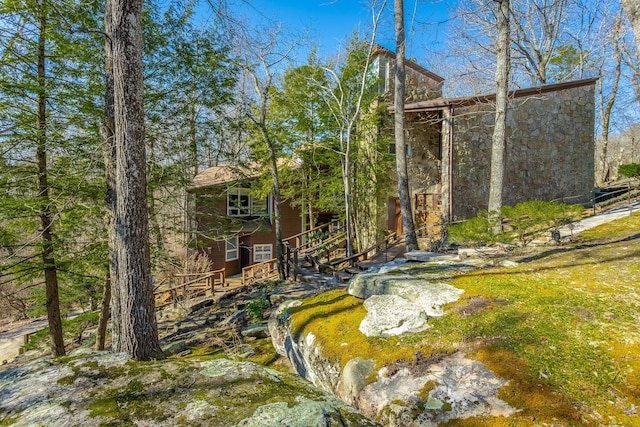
[188,164,305,276]
[374,47,596,241]
[190,47,597,269]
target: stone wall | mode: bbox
[406,111,442,195]
[371,54,443,103]
[451,84,595,220]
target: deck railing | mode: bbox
[153,268,225,310]
[241,258,279,285]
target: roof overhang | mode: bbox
[390,77,598,114]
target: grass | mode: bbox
[287,211,640,426]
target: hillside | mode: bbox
[1,212,638,426]
[273,211,640,425]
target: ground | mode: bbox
[1,206,639,426]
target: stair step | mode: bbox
[334,271,353,283]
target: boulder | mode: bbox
[271,262,518,426]
[0,352,377,427]
[359,294,430,337]
[241,323,270,339]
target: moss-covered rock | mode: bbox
[0,351,376,426]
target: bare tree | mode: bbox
[111,0,163,360]
[488,0,511,224]
[240,24,299,280]
[319,0,387,257]
[447,0,602,91]
[621,0,640,59]
[597,10,623,184]
[394,0,418,251]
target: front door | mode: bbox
[388,197,403,235]
[240,242,251,269]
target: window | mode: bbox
[228,187,250,216]
[389,143,411,157]
[226,236,238,261]
[227,187,271,217]
[253,244,273,263]
[252,196,268,216]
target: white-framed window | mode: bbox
[226,236,239,261]
[228,187,251,216]
[253,244,272,263]
[227,187,271,217]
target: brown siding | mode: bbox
[193,187,303,276]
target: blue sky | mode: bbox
[230,0,454,63]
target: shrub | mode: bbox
[448,201,584,247]
[246,298,270,322]
[618,163,640,178]
[447,210,499,247]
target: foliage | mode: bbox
[501,200,584,245]
[448,201,584,246]
[447,211,501,247]
[618,163,640,178]
[245,298,270,323]
[24,311,100,351]
[0,0,106,321]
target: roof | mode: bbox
[372,45,445,83]
[191,158,300,190]
[394,78,598,113]
[191,164,253,190]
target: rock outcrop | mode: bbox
[269,261,518,426]
[0,350,377,426]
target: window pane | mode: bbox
[253,244,272,263]
[252,197,267,216]
[226,236,238,261]
[228,187,251,216]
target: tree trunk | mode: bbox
[597,12,623,185]
[488,0,511,228]
[101,0,118,351]
[394,0,419,251]
[37,0,65,357]
[342,142,354,257]
[621,0,640,60]
[95,270,111,351]
[111,0,163,360]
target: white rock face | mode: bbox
[351,275,464,338]
[359,294,430,337]
[270,262,519,426]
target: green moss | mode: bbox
[88,398,121,418]
[285,213,640,426]
[0,417,18,426]
[288,289,456,378]
[57,375,77,385]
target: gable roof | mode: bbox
[191,165,251,190]
[372,45,445,83]
[191,159,300,191]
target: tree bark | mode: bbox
[97,0,116,352]
[488,0,511,227]
[111,0,163,360]
[37,0,65,357]
[394,0,419,251]
[597,12,623,185]
[621,0,640,60]
[95,270,111,351]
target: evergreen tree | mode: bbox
[0,0,105,355]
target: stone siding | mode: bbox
[372,55,443,103]
[406,112,442,194]
[451,84,595,220]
